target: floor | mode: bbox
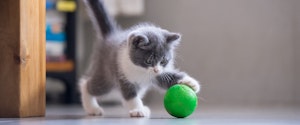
[0,105,299,125]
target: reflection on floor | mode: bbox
[0,105,299,125]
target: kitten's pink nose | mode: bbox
[153,68,159,73]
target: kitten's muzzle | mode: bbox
[154,68,159,73]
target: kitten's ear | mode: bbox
[128,33,150,49]
[166,32,181,46]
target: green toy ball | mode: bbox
[164,84,198,118]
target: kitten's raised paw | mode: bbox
[129,106,151,118]
[178,76,200,93]
[85,106,104,116]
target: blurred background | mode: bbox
[46,0,300,110]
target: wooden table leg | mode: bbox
[0,0,45,117]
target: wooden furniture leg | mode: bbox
[0,0,45,117]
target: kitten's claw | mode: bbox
[129,106,150,118]
[178,76,200,93]
[85,106,104,116]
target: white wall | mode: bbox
[78,0,300,106]
[170,0,296,106]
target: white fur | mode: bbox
[79,78,104,116]
[178,75,201,93]
[117,46,153,117]
[125,97,150,117]
[118,46,154,85]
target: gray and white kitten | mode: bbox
[79,0,200,117]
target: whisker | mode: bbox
[166,74,172,83]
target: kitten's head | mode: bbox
[127,25,181,74]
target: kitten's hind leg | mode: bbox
[79,78,104,116]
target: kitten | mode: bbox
[79,0,201,117]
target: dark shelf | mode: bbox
[46,0,79,104]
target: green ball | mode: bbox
[164,84,198,118]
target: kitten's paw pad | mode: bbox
[85,106,104,116]
[129,106,151,118]
[178,77,200,93]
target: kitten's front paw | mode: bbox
[129,106,151,118]
[178,76,200,93]
[84,106,104,116]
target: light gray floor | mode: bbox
[0,105,299,125]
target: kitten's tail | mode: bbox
[83,0,117,38]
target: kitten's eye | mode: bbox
[160,58,168,65]
[145,58,152,65]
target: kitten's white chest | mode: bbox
[125,68,153,84]
[118,47,154,85]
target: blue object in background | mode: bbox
[46,24,66,42]
[46,0,56,10]
[46,32,66,42]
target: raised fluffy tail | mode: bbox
[83,0,117,37]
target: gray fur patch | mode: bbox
[85,41,119,96]
[119,76,139,100]
[155,72,185,89]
